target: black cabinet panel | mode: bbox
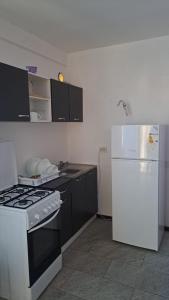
[51,79,83,122]
[57,183,72,246]
[69,85,83,122]
[51,80,70,122]
[72,175,86,234]
[60,189,72,246]
[0,62,30,121]
[85,168,98,219]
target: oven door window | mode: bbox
[27,211,61,286]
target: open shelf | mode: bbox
[28,74,52,122]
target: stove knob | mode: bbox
[35,214,40,220]
[43,208,48,214]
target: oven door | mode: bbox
[27,208,61,287]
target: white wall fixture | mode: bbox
[117,100,130,117]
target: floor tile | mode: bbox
[131,289,169,300]
[67,236,93,253]
[90,279,134,300]
[58,269,134,300]
[105,260,142,287]
[109,245,146,267]
[136,267,169,298]
[49,267,74,290]
[80,219,112,241]
[89,239,120,259]
[58,270,102,299]
[39,287,83,300]
[144,252,169,275]
[64,248,112,277]
[63,249,89,269]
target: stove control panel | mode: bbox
[27,191,62,230]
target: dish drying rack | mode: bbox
[18,173,60,186]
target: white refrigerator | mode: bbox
[111,125,166,250]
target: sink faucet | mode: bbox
[57,161,69,170]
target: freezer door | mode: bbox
[111,125,159,160]
[112,159,159,250]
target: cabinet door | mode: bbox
[69,85,83,122]
[72,175,86,234]
[51,79,69,122]
[85,168,98,220]
[0,62,30,121]
[40,180,73,246]
[59,187,72,246]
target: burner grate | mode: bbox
[3,187,55,209]
[14,199,33,208]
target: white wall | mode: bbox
[0,19,68,173]
[67,36,169,225]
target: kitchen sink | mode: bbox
[63,168,80,174]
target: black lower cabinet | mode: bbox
[41,167,98,246]
[56,183,72,246]
[72,175,86,234]
[85,168,98,220]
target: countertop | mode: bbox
[61,163,97,178]
[40,163,97,189]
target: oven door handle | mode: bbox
[28,208,60,233]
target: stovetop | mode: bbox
[0,185,54,209]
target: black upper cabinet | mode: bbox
[69,85,83,122]
[0,62,30,121]
[51,79,83,122]
[51,80,70,122]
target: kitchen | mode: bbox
[1,1,169,299]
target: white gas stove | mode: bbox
[1,185,62,230]
[0,141,62,300]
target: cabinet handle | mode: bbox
[60,190,66,194]
[18,114,29,118]
[58,117,65,120]
[75,178,81,182]
[74,117,79,121]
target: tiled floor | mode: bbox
[31,218,169,299]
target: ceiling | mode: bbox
[0,0,169,53]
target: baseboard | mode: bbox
[97,214,112,220]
